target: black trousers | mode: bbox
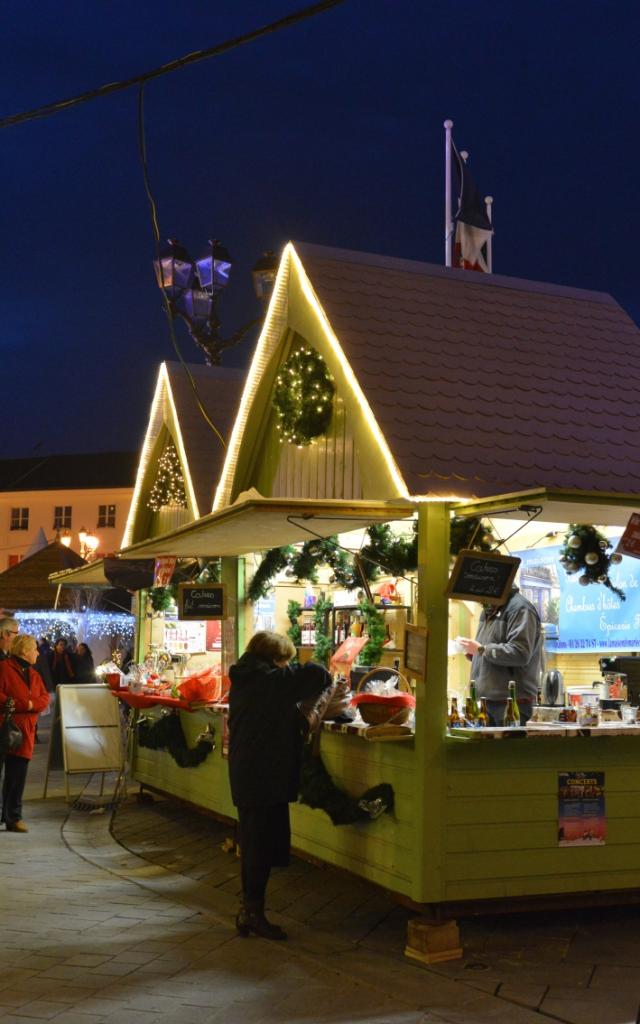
[237,803,291,903]
[1,755,29,826]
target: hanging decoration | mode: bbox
[312,596,333,666]
[247,516,496,603]
[272,346,335,446]
[148,585,178,613]
[137,712,216,768]
[286,599,303,649]
[299,744,394,825]
[15,610,135,643]
[559,524,625,600]
[146,440,188,511]
[449,516,495,556]
[357,600,387,666]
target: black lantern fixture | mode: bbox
[154,238,279,365]
[251,250,278,302]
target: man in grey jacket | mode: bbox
[458,588,542,726]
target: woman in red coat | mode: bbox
[0,634,49,832]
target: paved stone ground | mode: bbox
[1,724,639,1023]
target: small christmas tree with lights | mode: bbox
[147,440,187,511]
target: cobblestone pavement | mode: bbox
[1,728,639,1023]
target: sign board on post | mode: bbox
[154,556,177,587]
[404,623,428,682]
[446,549,521,605]
[178,582,226,620]
[616,513,640,559]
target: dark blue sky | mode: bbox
[2,1,638,456]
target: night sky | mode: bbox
[2,1,638,457]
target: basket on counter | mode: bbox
[352,667,415,726]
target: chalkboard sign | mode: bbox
[178,582,226,620]
[446,549,520,605]
[404,623,428,682]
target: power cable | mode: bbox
[137,84,227,450]
[0,0,347,130]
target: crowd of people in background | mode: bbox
[0,616,98,834]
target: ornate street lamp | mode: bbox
[78,526,100,561]
[154,240,278,365]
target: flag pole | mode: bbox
[485,196,493,273]
[444,119,453,267]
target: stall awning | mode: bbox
[117,494,416,560]
[453,487,640,527]
[49,559,111,588]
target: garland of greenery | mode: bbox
[148,585,177,612]
[299,744,394,824]
[273,346,335,446]
[559,523,625,600]
[313,596,333,666]
[357,599,387,666]
[247,516,496,603]
[287,599,302,650]
[137,713,216,768]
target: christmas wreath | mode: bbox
[272,347,335,446]
[559,524,624,600]
[137,712,216,767]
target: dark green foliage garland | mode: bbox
[137,713,215,767]
[273,347,335,446]
[449,517,495,556]
[287,600,302,649]
[299,744,394,825]
[149,585,177,612]
[559,523,625,601]
[358,600,387,666]
[247,517,496,602]
[313,596,333,666]
[248,546,294,602]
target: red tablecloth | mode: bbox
[111,689,197,712]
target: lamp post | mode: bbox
[78,527,100,561]
[154,240,278,365]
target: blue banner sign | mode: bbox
[514,541,640,654]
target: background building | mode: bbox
[0,452,137,569]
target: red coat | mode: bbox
[0,657,50,759]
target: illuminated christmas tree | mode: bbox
[147,440,187,511]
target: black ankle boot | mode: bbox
[236,900,287,940]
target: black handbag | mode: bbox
[0,699,22,756]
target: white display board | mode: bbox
[57,683,123,773]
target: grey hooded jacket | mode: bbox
[470,588,542,703]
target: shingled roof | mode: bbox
[0,541,86,610]
[0,452,137,492]
[295,242,640,499]
[164,363,244,515]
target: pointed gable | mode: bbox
[123,362,244,546]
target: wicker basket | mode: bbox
[355,668,413,726]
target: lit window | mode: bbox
[97,504,116,528]
[53,505,72,529]
[10,508,29,531]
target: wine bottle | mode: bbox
[470,679,480,722]
[504,697,516,727]
[477,698,489,728]
[508,680,521,725]
[465,697,475,726]
[448,697,461,728]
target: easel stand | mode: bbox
[43,684,125,805]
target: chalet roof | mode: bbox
[295,242,640,499]
[0,541,86,611]
[0,452,137,492]
[163,363,244,515]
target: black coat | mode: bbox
[228,653,331,807]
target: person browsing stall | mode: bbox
[457,586,542,726]
[0,617,19,660]
[228,631,333,941]
[0,634,50,832]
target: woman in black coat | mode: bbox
[229,630,332,941]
